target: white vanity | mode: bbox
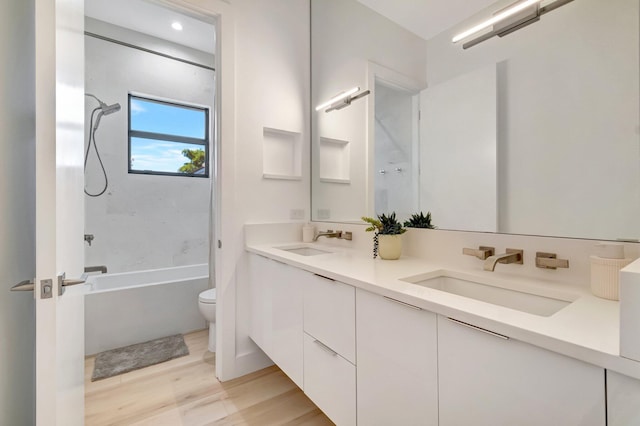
[282,0,640,421]
[245,228,640,426]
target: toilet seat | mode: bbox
[199,288,217,304]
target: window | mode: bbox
[128,95,209,177]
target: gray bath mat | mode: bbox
[91,334,189,381]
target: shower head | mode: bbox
[92,103,121,131]
[101,103,121,115]
[85,93,121,115]
[86,93,121,130]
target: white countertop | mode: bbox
[246,241,640,380]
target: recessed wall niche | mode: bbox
[319,136,350,184]
[262,127,302,180]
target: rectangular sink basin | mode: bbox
[276,245,334,256]
[402,274,572,317]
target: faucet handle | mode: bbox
[463,246,495,260]
[536,252,569,270]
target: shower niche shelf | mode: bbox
[262,127,302,180]
[319,137,350,184]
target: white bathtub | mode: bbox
[84,264,209,355]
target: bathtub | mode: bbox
[84,264,209,355]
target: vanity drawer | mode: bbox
[303,333,356,426]
[303,273,355,363]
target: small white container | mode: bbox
[302,224,316,243]
[590,255,632,300]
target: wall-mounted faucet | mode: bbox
[84,234,95,246]
[313,230,353,241]
[484,249,523,271]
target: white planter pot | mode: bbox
[378,234,402,260]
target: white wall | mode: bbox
[0,0,36,423]
[84,19,215,273]
[311,0,427,222]
[230,0,311,372]
[168,0,311,380]
[426,0,639,240]
[86,17,215,68]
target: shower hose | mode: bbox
[84,107,109,197]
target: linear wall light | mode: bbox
[315,87,371,113]
[452,0,574,49]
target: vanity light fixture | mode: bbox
[315,86,371,113]
[452,0,574,49]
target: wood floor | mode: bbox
[85,330,334,426]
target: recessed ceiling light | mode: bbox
[171,22,183,31]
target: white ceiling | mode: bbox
[84,0,216,54]
[356,0,498,41]
[85,0,498,56]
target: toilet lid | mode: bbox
[199,288,217,303]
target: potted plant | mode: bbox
[404,211,436,229]
[362,212,406,260]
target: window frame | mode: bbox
[128,94,210,178]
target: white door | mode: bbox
[419,64,497,232]
[356,289,438,425]
[14,0,86,424]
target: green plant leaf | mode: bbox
[376,212,406,235]
[362,216,382,232]
[404,211,436,229]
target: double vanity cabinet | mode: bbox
[247,251,640,425]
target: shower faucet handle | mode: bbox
[84,234,94,246]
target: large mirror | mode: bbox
[311,0,639,241]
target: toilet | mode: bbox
[198,288,216,352]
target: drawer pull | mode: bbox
[314,339,338,356]
[447,317,509,340]
[383,296,422,311]
[313,273,335,282]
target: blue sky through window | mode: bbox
[129,97,207,174]
[130,98,206,138]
